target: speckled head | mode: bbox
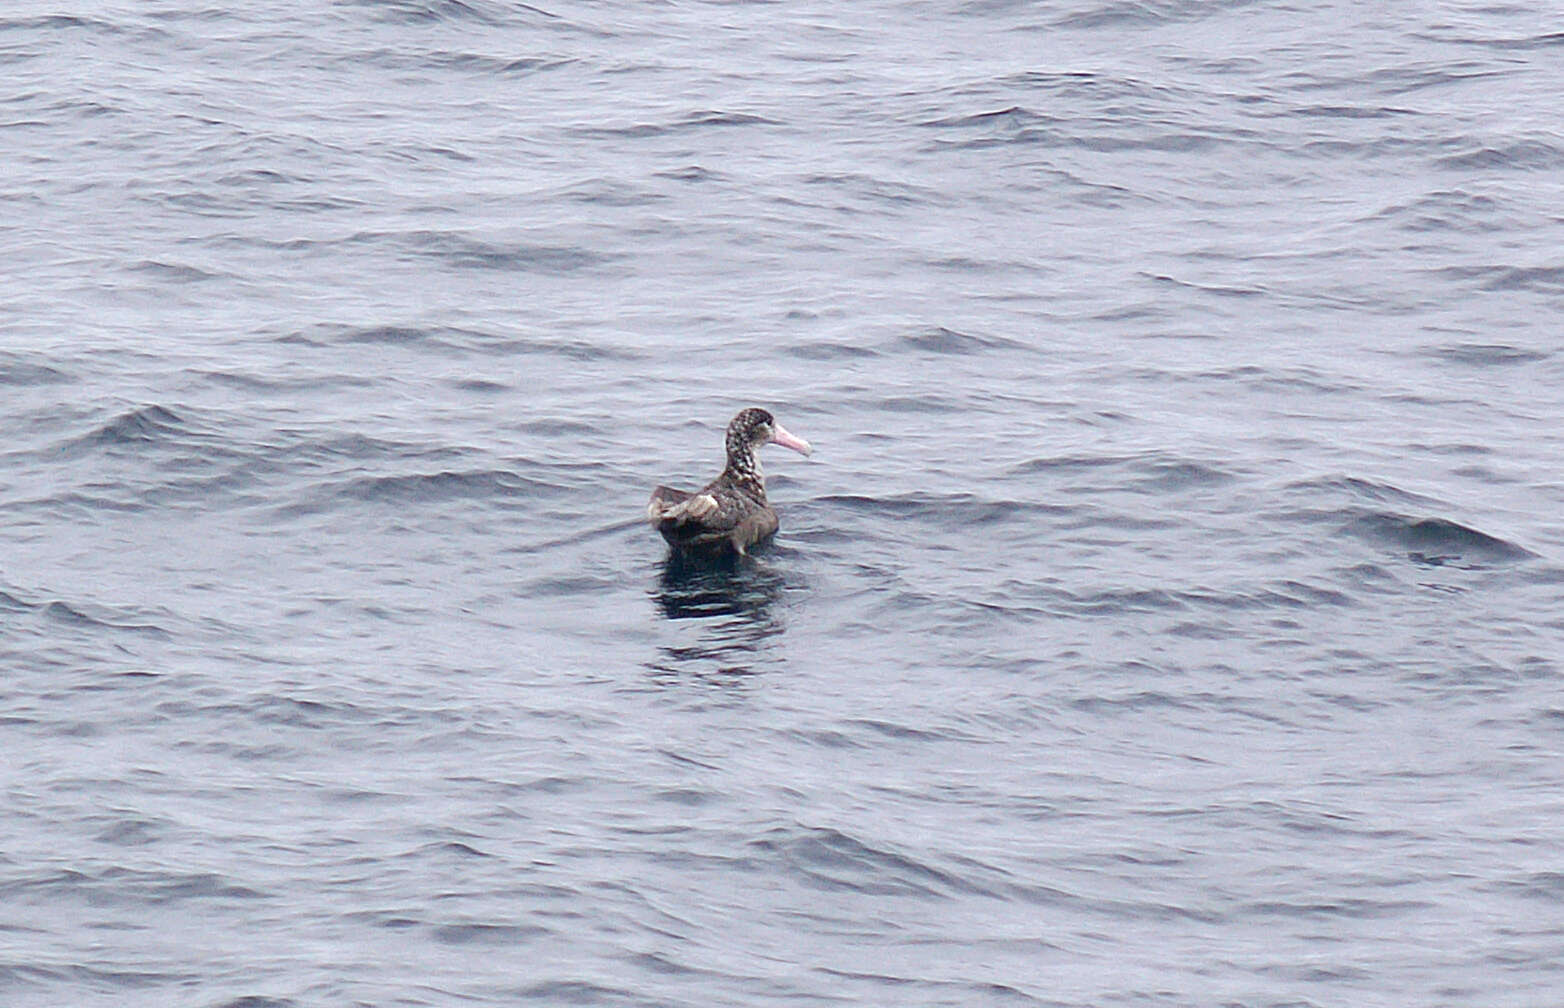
[723,408,811,488]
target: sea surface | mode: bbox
[4,2,1564,1006]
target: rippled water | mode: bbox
[4,2,1564,1005]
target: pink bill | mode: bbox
[769,422,812,456]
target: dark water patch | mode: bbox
[552,176,662,208]
[0,13,138,35]
[284,322,640,361]
[750,825,994,899]
[44,406,280,506]
[214,997,301,1008]
[1288,103,1418,120]
[11,489,145,516]
[344,0,512,27]
[1357,62,1514,98]
[1241,896,1433,920]
[1146,272,1267,298]
[488,334,644,362]
[938,121,1232,153]
[1194,364,1345,390]
[189,366,362,393]
[248,694,387,729]
[1124,457,1235,493]
[1067,587,1189,615]
[326,468,560,508]
[1459,264,1564,293]
[38,599,173,638]
[285,430,454,467]
[799,171,939,209]
[779,726,867,750]
[845,717,966,743]
[127,259,222,282]
[652,110,779,130]
[650,786,718,807]
[526,572,624,597]
[898,325,1020,354]
[782,339,881,361]
[8,866,265,907]
[351,47,574,75]
[1307,689,1392,713]
[921,95,1239,154]
[624,950,717,979]
[1431,30,1564,51]
[992,67,1171,99]
[214,166,311,185]
[919,104,1045,130]
[212,181,368,214]
[462,50,577,72]
[150,872,267,903]
[347,909,424,930]
[571,109,781,139]
[365,230,613,274]
[1043,167,1147,209]
[649,641,782,681]
[30,96,128,120]
[1174,581,1354,610]
[514,416,596,436]
[337,324,454,346]
[71,404,190,451]
[1050,0,1265,29]
[813,492,1067,529]
[1090,302,1170,323]
[157,189,257,219]
[1498,871,1564,902]
[325,785,403,804]
[1372,188,1511,235]
[815,967,1053,1005]
[655,165,721,183]
[1427,342,1547,366]
[1011,452,1235,494]
[1071,688,1203,715]
[390,141,477,165]
[509,979,641,1005]
[432,921,550,945]
[927,251,1052,274]
[0,354,71,385]
[1436,139,1564,172]
[38,963,197,992]
[455,377,511,393]
[406,230,574,272]
[875,392,972,413]
[516,516,641,558]
[504,775,585,795]
[1287,475,1439,509]
[1010,453,1127,476]
[1344,511,1533,563]
[174,737,300,761]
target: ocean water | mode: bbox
[3,1,1564,1005]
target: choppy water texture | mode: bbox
[4,2,1564,1005]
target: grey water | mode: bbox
[3,1,1564,1005]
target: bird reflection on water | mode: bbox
[647,550,792,680]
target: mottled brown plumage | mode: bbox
[647,408,811,556]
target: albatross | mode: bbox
[646,408,812,556]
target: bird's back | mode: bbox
[647,476,776,554]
